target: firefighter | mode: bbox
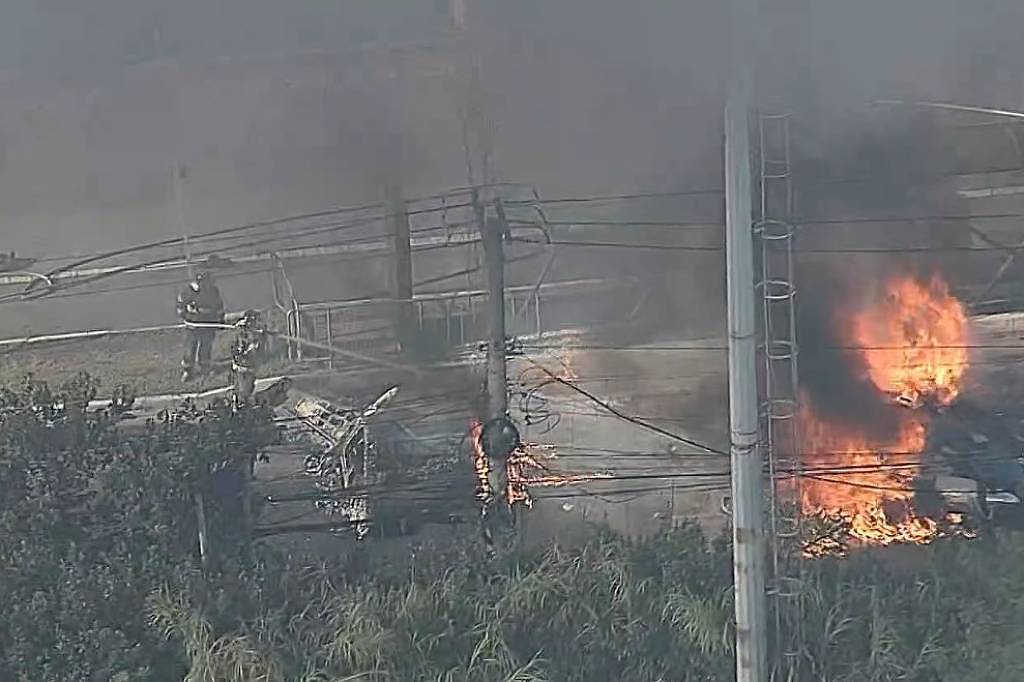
[176,270,225,381]
[231,309,267,403]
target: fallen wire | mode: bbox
[519,355,727,456]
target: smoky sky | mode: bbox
[2,1,1022,282]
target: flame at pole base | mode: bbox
[798,274,970,557]
[469,418,611,511]
[470,419,492,503]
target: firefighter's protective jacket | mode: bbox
[231,326,266,372]
[176,283,225,324]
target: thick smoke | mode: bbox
[796,265,905,439]
[791,85,979,439]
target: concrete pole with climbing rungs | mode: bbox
[725,0,768,676]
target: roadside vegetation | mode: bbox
[2,374,1024,681]
[0,330,293,396]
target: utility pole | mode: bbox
[174,163,194,279]
[387,185,414,353]
[476,190,513,551]
[724,0,768,677]
[477,191,507,421]
[450,0,496,188]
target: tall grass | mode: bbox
[153,524,735,681]
[154,525,1024,681]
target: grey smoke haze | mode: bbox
[0,1,1019,261]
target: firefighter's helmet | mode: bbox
[239,309,263,328]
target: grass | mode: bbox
[153,524,738,682]
[0,330,290,396]
[151,526,1024,682]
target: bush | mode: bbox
[7,374,1024,681]
[0,374,275,681]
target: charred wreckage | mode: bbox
[916,397,1024,528]
[269,384,538,547]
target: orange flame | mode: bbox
[470,418,492,502]
[800,274,969,554]
[470,417,532,505]
[800,401,938,553]
[851,275,969,407]
[470,418,610,509]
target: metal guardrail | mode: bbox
[264,182,558,366]
[0,184,655,372]
[270,252,303,361]
[289,277,643,366]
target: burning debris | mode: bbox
[469,417,611,510]
[799,274,971,556]
[800,401,940,555]
[470,419,492,502]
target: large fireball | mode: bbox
[851,275,969,407]
[800,273,970,554]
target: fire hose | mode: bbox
[183,319,421,376]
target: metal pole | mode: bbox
[725,14,768,681]
[194,491,209,569]
[388,185,414,353]
[475,190,511,540]
[450,0,466,29]
[325,309,334,370]
[479,192,507,420]
[174,164,194,280]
